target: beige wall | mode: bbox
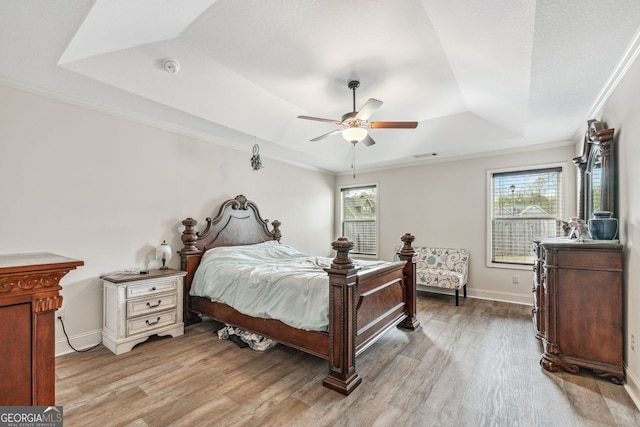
[597,54,640,405]
[0,84,336,355]
[337,146,577,304]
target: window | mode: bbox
[340,184,378,256]
[488,164,564,266]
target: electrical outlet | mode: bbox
[632,334,636,351]
[56,308,65,322]
[512,275,520,284]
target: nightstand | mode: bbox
[101,269,186,355]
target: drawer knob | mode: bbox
[147,300,162,309]
[151,286,157,291]
[146,317,161,326]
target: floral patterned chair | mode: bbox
[397,247,469,305]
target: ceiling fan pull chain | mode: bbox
[352,142,356,178]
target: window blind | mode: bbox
[491,167,563,265]
[340,185,377,256]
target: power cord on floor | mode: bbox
[58,314,102,353]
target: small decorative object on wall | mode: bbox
[250,144,263,171]
[156,240,172,270]
[589,211,619,240]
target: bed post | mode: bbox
[398,233,420,330]
[323,237,362,395]
[178,217,204,326]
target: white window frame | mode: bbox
[486,162,568,270]
[337,182,379,259]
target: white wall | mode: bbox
[0,84,335,355]
[596,54,640,406]
[337,145,577,304]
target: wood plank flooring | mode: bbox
[56,294,640,426]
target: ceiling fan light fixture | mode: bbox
[298,80,416,146]
[342,126,368,143]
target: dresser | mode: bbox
[101,269,186,355]
[532,238,623,383]
[0,253,83,405]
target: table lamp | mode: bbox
[156,240,172,270]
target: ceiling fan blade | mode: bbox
[361,134,376,147]
[369,121,418,129]
[355,98,383,121]
[297,115,342,125]
[310,128,342,142]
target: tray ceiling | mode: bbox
[2,0,640,173]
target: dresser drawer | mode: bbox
[126,277,179,299]
[127,310,177,336]
[127,293,177,318]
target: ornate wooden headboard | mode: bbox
[178,195,281,324]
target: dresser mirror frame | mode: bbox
[573,119,616,221]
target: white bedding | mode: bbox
[190,242,387,331]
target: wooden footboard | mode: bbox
[322,233,418,394]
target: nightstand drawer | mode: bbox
[127,293,177,318]
[126,277,179,299]
[127,310,177,336]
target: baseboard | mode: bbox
[418,286,532,306]
[625,365,640,411]
[55,328,103,357]
[468,288,532,305]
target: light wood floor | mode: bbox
[56,294,640,426]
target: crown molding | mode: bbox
[336,139,574,177]
[586,26,640,119]
[0,77,332,176]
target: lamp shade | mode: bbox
[156,240,172,261]
[342,126,368,143]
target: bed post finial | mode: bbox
[181,218,199,252]
[399,233,415,255]
[331,237,355,269]
[271,220,282,242]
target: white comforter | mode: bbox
[190,242,386,331]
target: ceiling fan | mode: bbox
[297,80,418,146]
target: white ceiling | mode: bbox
[2,0,640,173]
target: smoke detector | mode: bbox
[163,59,180,74]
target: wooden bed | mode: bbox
[178,195,419,395]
